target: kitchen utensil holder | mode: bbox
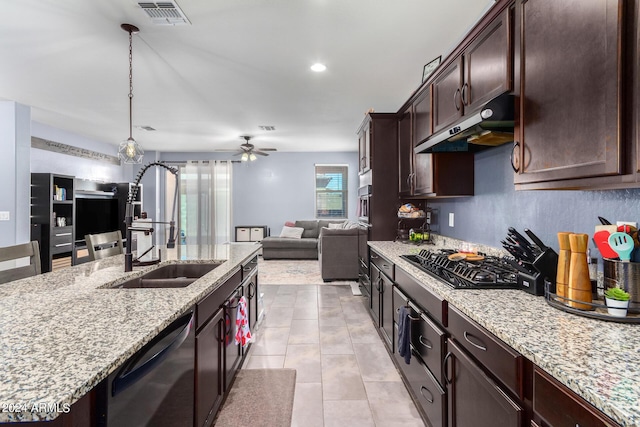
[518,247,558,296]
[603,259,640,307]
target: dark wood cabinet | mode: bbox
[358,121,371,174]
[513,0,624,186]
[446,338,523,427]
[398,107,413,196]
[398,93,475,198]
[432,8,511,135]
[241,258,259,333]
[533,367,619,427]
[357,113,399,242]
[380,267,394,349]
[370,249,395,348]
[223,287,243,391]
[370,263,381,326]
[196,308,224,427]
[31,173,76,273]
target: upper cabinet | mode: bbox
[513,0,625,187]
[432,8,512,134]
[398,90,474,198]
[358,121,371,175]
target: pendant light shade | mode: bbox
[118,23,144,164]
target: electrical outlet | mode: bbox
[0,211,9,221]
[448,212,455,227]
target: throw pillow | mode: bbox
[284,221,296,227]
[342,220,359,229]
[279,226,304,239]
[328,222,344,229]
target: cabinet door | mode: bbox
[196,308,224,427]
[358,122,371,174]
[223,288,243,390]
[413,154,434,195]
[414,88,432,145]
[398,108,413,196]
[380,273,394,350]
[243,270,259,332]
[515,0,623,184]
[432,57,464,133]
[370,264,382,326]
[463,8,512,113]
[446,339,522,427]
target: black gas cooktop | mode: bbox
[401,249,520,289]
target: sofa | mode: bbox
[318,226,359,281]
[261,220,343,260]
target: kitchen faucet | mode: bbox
[124,161,179,272]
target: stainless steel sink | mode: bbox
[109,262,223,289]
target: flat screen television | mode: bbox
[75,198,120,241]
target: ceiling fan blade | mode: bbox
[214,148,241,152]
[253,150,270,156]
[257,148,277,151]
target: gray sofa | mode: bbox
[318,226,359,281]
[261,220,345,260]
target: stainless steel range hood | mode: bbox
[414,93,515,153]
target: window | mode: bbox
[315,164,348,218]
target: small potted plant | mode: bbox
[604,287,631,318]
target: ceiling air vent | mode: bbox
[259,125,276,131]
[137,2,191,25]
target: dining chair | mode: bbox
[0,241,42,284]
[85,230,124,261]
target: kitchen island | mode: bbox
[370,239,639,427]
[0,243,260,423]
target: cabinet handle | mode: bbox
[382,263,389,270]
[55,232,72,237]
[419,386,434,404]
[418,335,433,350]
[463,331,488,351]
[454,88,462,111]
[443,352,453,385]
[248,282,255,298]
[461,83,469,105]
[55,243,72,247]
[243,266,252,272]
[510,141,520,172]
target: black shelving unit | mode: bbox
[31,173,76,272]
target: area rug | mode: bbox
[214,369,296,427]
[258,259,357,286]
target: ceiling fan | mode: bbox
[216,136,277,161]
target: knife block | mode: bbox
[518,247,559,296]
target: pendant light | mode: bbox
[118,23,144,164]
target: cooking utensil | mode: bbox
[608,232,634,262]
[524,228,548,251]
[593,230,619,259]
[508,227,536,253]
[598,216,612,225]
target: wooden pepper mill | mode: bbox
[567,233,593,310]
[556,232,572,299]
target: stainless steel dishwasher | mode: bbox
[97,308,195,427]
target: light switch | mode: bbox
[448,212,454,227]
[0,211,9,221]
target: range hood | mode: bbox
[415,93,515,154]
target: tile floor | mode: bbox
[242,284,426,426]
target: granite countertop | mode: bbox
[369,239,640,427]
[0,243,260,423]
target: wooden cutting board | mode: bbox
[448,253,485,262]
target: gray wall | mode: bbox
[160,151,359,238]
[427,143,640,254]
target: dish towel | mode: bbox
[397,305,411,364]
[235,296,252,348]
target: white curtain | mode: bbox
[173,160,231,245]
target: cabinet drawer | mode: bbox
[448,305,523,399]
[393,286,447,386]
[197,269,242,331]
[395,267,447,326]
[241,256,258,281]
[533,367,618,427]
[393,326,446,427]
[51,226,73,248]
[370,250,394,280]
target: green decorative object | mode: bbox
[604,287,631,301]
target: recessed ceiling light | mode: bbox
[310,63,327,72]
